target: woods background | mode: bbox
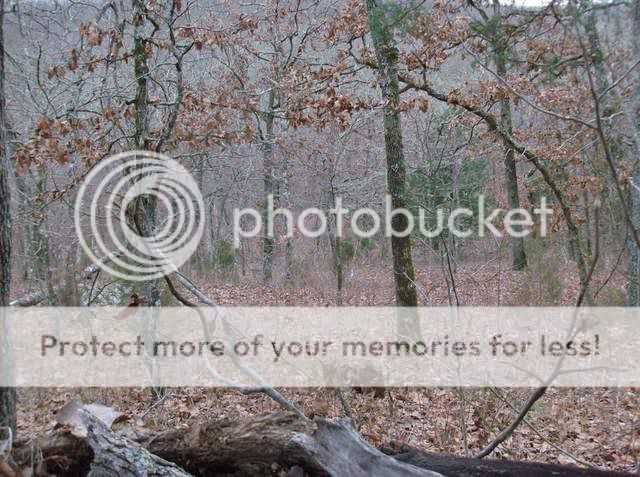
[0,0,639,474]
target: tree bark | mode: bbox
[21,408,190,477]
[132,0,159,307]
[283,153,294,283]
[383,443,631,477]
[30,169,56,304]
[14,411,440,477]
[12,410,635,477]
[327,184,344,305]
[262,90,276,282]
[0,0,16,437]
[627,0,640,305]
[131,0,164,402]
[365,0,420,339]
[492,0,527,271]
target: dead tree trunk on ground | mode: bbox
[14,407,190,477]
[383,442,631,477]
[11,409,634,477]
[13,410,438,477]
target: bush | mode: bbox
[358,238,373,256]
[514,238,563,305]
[338,239,355,263]
[215,240,235,271]
[596,287,626,306]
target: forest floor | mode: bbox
[12,261,640,473]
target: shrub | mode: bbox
[215,239,235,271]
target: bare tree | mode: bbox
[365,0,420,339]
[490,0,527,270]
[0,0,16,436]
[627,0,640,305]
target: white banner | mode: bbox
[1,307,638,387]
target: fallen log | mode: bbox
[142,412,317,475]
[83,410,190,477]
[14,406,189,477]
[14,410,438,477]
[0,427,15,477]
[382,443,631,477]
[11,408,634,477]
[283,418,440,476]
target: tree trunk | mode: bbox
[30,169,56,304]
[492,0,527,271]
[14,410,440,477]
[327,184,344,305]
[195,157,208,272]
[20,407,191,476]
[628,0,640,305]
[577,0,625,304]
[365,0,420,339]
[384,443,631,477]
[0,0,16,437]
[262,91,276,282]
[450,155,461,268]
[85,418,190,477]
[132,0,160,308]
[131,0,164,402]
[283,152,294,283]
[12,410,633,477]
[335,234,344,305]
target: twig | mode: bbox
[488,387,593,467]
[163,273,308,420]
[475,204,600,458]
